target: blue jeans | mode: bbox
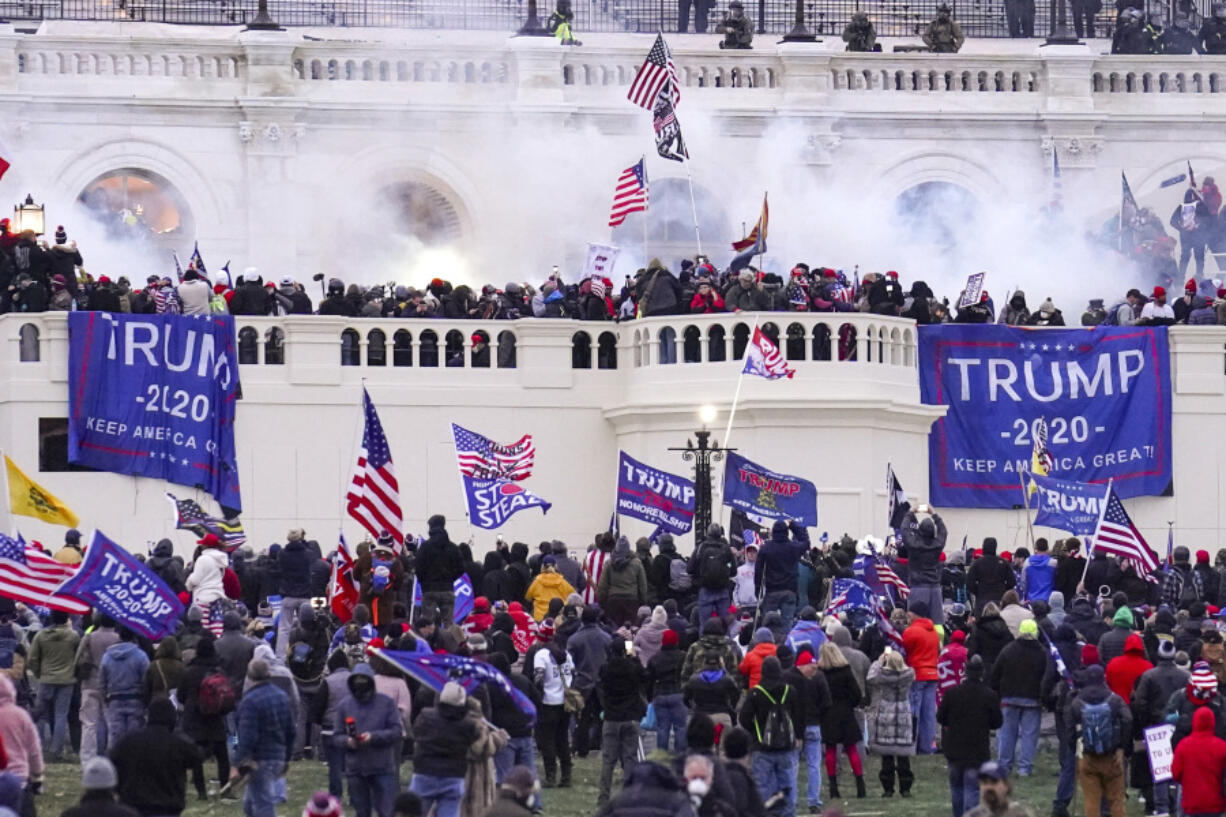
[242,760,283,817]
[802,725,823,808]
[408,774,465,817]
[997,703,1041,776]
[495,736,540,811]
[36,683,73,757]
[696,588,731,624]
[947,761,979,817]
[761,590,798,631]
[348,772,398,817]
[323,739,345,798]
[752,750,798,817]
[105,698,146,747]
[909,680,938,754]
[1053,718,1076,813]
[653,693,687,753]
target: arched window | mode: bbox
[658,326,677,365]
[367,328,387,367]
[497,331,517,369]
[264,327,284,365]
[785,322,806,361]
[444,329,465,368]
[419,330,439,367]
[682,326,702,363]
[572,331,592,369]
[18,323,39,362]
[471,330,491,368]
[393,330,412,367]
[238,327,259,365]
[597,332,617,369]
[376,181,464,246]
[707,325,727,363]
[813,323,832,361]
[732,323,750,360]
[838,323,858,362]
[76,169,193,254]
[340,328,361,366]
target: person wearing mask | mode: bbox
[408,681,480,817]
[937,655,1001,817]
[27,609,79,762]
[817,640,864,799]
[866,649,916,797]
[1067,664,1132,817]
[333,663,402,817]
[989,619,1047,778]
[965,539,1015,615]
[596,637,647,806]
[901,600,940,755]
[60,757,140,817]
[74,612,119,764]
[963,762,1030,817]
[234,659,296,817]
[755,520,810,631]
[596,536,649,627]
[681,753,736,817]
[738,656,805,817]
[100,628,151,746]
[109,696,203,817]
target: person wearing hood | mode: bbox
[965,538,1015,615]
[409,681,480,817]
[901,600,940,755]
[333,663,402,817]
[997,591,1033,637]
[549,541,586,596]
[101,627,152,745]
[109,696,202,817]
[479,552,515,605]
[287,605,331,759]
[53,528,83,566]
[1047,591,1067,628]
[143,636,185,704]
[1131,637,1187,816]
[216,610,256,702]
[755,520,811,632]
[416,516,464,625]
[177,637,232,800]
[681,617,739,681]
[148,539,186,595]
[597,536,648,627]
[634,606,670,667]
[684,649,742,732]
[276,528,315,653]
[186,534,230,618]
[1068,664,1132,817]
[28,608,79,761]
[61,756,140,817]
[738,627,779,689]
[1104,633,1152,704]
[592,760,694,817]
[525,557,576,623]
[988,619,1047,777]
[235,659,296,817]
[596,637,647,806]
[997,290,1030,326]
[738,656,806,816]
[647,629,687,753]
[937,630,968,708]
[816,641,865,799]
[866,649,916,797]
[937,655,1002,817]
[900,506,947,622]
[1064,595,1108,646]
[1097,606,1136,665]
[967,602,1013,679]
[1022,540,1055,603]
[1172,704,1226,817]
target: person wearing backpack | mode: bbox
[178,637,232,801]
[1161,546,1205,611]
[287,606,330,760]
[596,536,648,627]
[654,535,693,608]
[756,520,811,632]
[738,656,806,817]
[1067,664,1132,817]
[689,524,737,625]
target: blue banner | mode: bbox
[722,451,817,527]
[453,574,474,623]
[919,325,1172,508]
[616,452,695,536]
[67,313,242,511]
[1028,473,1108,536]
[375,648,536,722]
[462,477,551,530]
[55,531,184,640]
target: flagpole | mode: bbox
[721,315,759,449]
[449,427,475,541]
[682,158,703,257]
[640,154,649,269]
[1079,478,1113,594]
[1019,467,1035,549]
[342,382,369,543]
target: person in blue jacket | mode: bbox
[754,520,810,631]
[1022,539,1056,604]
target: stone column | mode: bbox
[1038,43,1095,114]
[507,35,565,106]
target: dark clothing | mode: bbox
[724,762,767,817]
[967,613,1014,678]
[1054,555,1086,602]
[598,655,647,723]
[416,529,465,593]
[989,637,1047,700]
[411,702,479,778]
[228,281,271,316]
[89,284,123,313]
[646,646,685,698]
[110,723,204,816]
[683,669,740,718]
[235,681,295,764]
[59,791,141,817]
[215,630,256,700]
[278,540,313,599]
[782,666,831,727]
[332,690,403,776]
[484,790,536,817]
[937,677,1003,764]
[900,512,946,586]
[1132,661,1190,727]
[1066,683,1133,754]
[965,554,1015,614]
[1084,554,1120,598]
[738,680,806,751]
[1065,597,1109,645]
[818,664,863,745]
[636,267,683,317]
[754,524,810,594]
[177,657,228,743]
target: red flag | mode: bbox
[328,534,359,623]
[0,156,9,181]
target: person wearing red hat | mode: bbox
[1192,549,1221,603]
[1169,661,1226,745]
[1139,286,1175,325]
[302,790,344,817]
[186,535,229,636]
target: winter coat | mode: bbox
[524,571,575,622]
[646,644,685,698]
[228,280,271,316]
[1167,689,1226,746]
[597,551,648,605]
[351,551,405,628]
[178,654,228,742]
[723,281,770,312]
[635,610,669,667]
[1098,624,1133,667]
[1054,556,1085,602]
[681,633,741,681]
[75,626,119,691]
[901,617,940,681]
[684,668,740,717]
[867,665,916,755]
[235,680,295,763]
[1084,554,1120,600]
[967,613,1013,677]
[1172,706,1226,814]
[1065,597,1109,645]
[412,701,480,779]
[143,638,186,702]
[738,678,807,751]
[637,266,683,317]
[965,554,1015,614]
[738,642,778,689]
[819,664,863,746]
[754,524,810,595]
[937,641,968,706]
[186,547,229,605]
[59,791,141,817]
[1023,553,1056,602]
[27,623,80,685]
[593,762,695,817]
[1066,681,1132,756]
[110,710,203,815]
[332,666,403,776]
[147,539,186,594]
[484,790,535,817]
[416,528,464,594]
[939,676,1003,766]
[599,654,647,722]
[1131,660,1189,727]
[215,626,257,700]
[0,676,41,782]
[1104,634,1152,703]
[567,622,612,691]
[901,512,946,586]
[101,641,151,701]
[278,539,313,598]
[989,636,1047,702]
[999,603,1034,637]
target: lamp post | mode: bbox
[669,406,731,539]
[12,195,45,236]
[245,0,282,30]
[781,0,817,41]
[1045,0,1079,44]
[516,0,550,36]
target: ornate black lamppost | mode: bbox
[670,406,732,538]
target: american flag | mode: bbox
[0,534,87,614]
[876,562,910,600]
[1092,487,1158,576]
[608,159,649,227]
[452,423,535,481]
[627,33,680,110]
[167,493,245,549]
[347,389,403,545]
[189,241,208,276]
[742,326,795,380]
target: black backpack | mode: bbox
[754,685,795,751]
[699,546,731,590]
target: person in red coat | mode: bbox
[937,630,968,707]
[1172,706,1226,816]
[689,280,725,314]
[902,600,941,754]
[1104,633,1152,704]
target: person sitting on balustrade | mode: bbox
[717,0,753,49]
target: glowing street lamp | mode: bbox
[12,194,45,236]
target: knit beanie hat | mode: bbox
[661,629,679,648]
[1018,619,1039,639]
[440,680,467,706]
[753,627,774,645]
[81,757,117,790]
[1156,636,1176,661]
[951,630,967,644]
[1081,644,1100,667]
[1113,607,1134,629]
[302,791,344,817]
[1189,661,1218,700]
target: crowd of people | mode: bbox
[0,509,1220,817]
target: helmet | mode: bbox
[327,278,344,296]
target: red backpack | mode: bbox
[222,567,242,600]
[198,671,236,716]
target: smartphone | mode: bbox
[345,717,357,739]
[624,641,634,656]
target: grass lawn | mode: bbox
[37,745,1149,817]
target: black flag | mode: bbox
[652,91,689,163]
[887,464,910,530]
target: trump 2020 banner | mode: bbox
[616,452,695,536]
[919,325,1172,509]
[1028,472,1108,537]
[722,451,818,527]
[67,313,242,511]
[55,530,185,640]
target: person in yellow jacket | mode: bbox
[524,556,576,622]
[52,529,83,566]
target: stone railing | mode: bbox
[14,36,246,82]
[829,53,1042,93]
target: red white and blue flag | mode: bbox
[452,423,535,481]
[374,648,538,720]
[0,534,86,614]
[1092,487,1159,577]
[742,326,795,380]
[347,389,403,545]
[609,159,649,227]
[328,533,359,623]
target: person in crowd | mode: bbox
[866,648,915,797]
[901,600,940,754]
[717,1,753,49]
[110,696,203,817]
[1022,539,1056,603]
[647,628,687,753]
[334,663,402,817]
[566,606,610,758]
[28,609,79,762]
[937,655,1001,817]
[997,590,1033,637]
[409,682,480,817]
[61,757,140,817]
[924,3,965,51]
[967,602,1013,678]
[177,636,233,801]
[1131,637,1186,815]
[417,516,464,625]
[483,765,538,817]
[101,627,151,746]
[235,659,296,817]
[75,612,119,764]
[1067,664,1132,817]
[1171,704,1226,817]
[756,521,809,631]
[965,539,1015,615]
[964,762,1030,817]
[1162,545,1206,610]
[144,636,186,703]
[900,505,946,624]
[596,637,646,806]
[817,640,864,799]
[781,647,829,813]
[597,537,649,627]
[689,525,736,625]
[531,631,575,789]
[842,11,878,50]
[989,619,1047,777]
[738,656,804,817]
[0,674,41,816]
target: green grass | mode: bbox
[38,746,1150,817]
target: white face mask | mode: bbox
[687,779,711,798]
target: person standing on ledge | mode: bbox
[923,4,965,52]
[718,1,754,49]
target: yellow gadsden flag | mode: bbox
[5,454,79,528]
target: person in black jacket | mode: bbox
[868,271,904,315]
[228,271,272,316]
[647,629,686,753]
[110,696,204,816]
[47,230,83,304]
[901,506,946,619]
[88,276,123,313]
[784,649,832,812]
[1084,551,1121,599]
[318,279,357,317]
[408,682,480,815]
[988,620,1048,777]
[177,636,230,799]
[592,760,693,817]
[487,653,544,811]
[1053,540,1086,604]
[597,637,647,806]
[481,551,516,604]
[738,656,807,813]
[965,539,1015,615]
[721,726,768,817]
[277,529,314,654]
[966,602,1014,679]
[416,515,465,623]
[689,525,737,626]
[936,656,1002,817]
[755,520,810,632]
[683,651,741,727]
